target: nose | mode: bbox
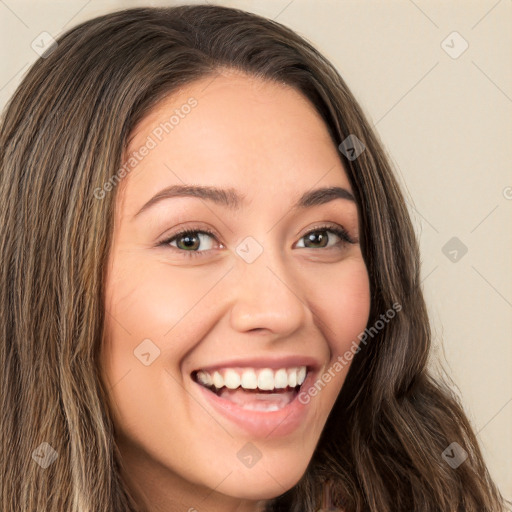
[228,244,308,336]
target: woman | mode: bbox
[0,5,508,511]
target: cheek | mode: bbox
[103,251,217,342]
[99,254,226,391]
[306,256,371,354]
[298,256,370,406]
[98,257,224,454]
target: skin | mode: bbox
[99,69,371,512]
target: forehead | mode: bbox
[120,70,352,214]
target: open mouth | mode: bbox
[191,366,308,412]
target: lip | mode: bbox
[192,366,319,438]
[191,354,322,373]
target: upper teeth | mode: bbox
[196,366,307,391]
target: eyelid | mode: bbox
[296,222,355,245]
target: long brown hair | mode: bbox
[0,5,508,511]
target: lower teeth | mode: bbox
[211,386,299,410]
[239,402,283,412]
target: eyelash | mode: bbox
[158,223,354,259]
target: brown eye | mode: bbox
[296,225,353,250]
[175,232,201,251]
[159,229,219,256]
[303,230,330,248]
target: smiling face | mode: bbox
[99,69,371,511]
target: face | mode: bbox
[99,69,370,512]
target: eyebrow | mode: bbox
[133,184,355,218]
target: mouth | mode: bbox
[191,366,308,412]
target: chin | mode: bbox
[208,458,308,500]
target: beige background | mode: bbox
[1,0,510,501]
